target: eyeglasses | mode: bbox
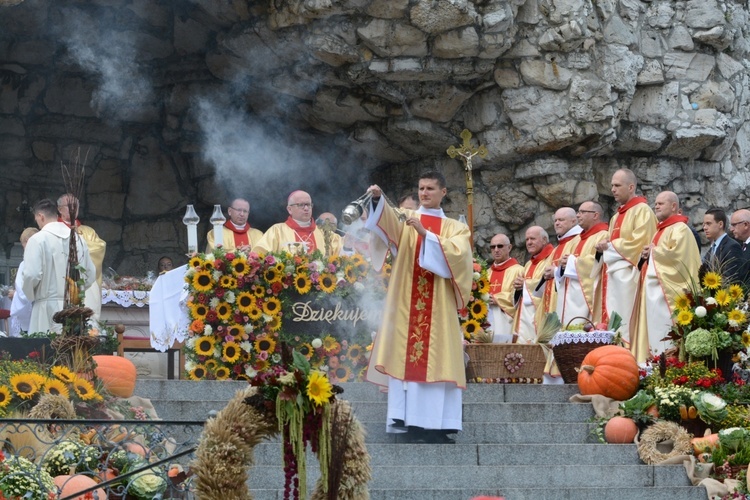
[289,203,313,209]
[730,221,750,227]
[229,207,249,214]
[577,210,597,214]
[489,244,506,249]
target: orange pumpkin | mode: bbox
[691,433,720,455]
[604,416,638,443]
[577,345,639,401]
[92,355,137,398]
[54,474,106,500]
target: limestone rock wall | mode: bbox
[1,0,749,273]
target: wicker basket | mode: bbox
[465,343,545,383]
[550,321,616,383]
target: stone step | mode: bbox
[253,442,641,466]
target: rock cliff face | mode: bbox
[0,0,749,272]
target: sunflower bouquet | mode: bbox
[459,256,492,343]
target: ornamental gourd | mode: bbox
[604,416,638,444]
[54,474,106,500]
[577,345,639,401]
[92,355,137,398]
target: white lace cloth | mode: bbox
[549,330,615,347]
[101,289,150,307]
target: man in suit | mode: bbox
[729,208,750,287]
[702,208,743,285]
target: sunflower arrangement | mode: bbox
[459,256,492,343]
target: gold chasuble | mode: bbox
[542,232,581,316]
[488,258,524,342]
[630,215,700,363]
[366,204,472,388]
[206,222,263,253]
[252,218,342,256]
[601,197,657,345]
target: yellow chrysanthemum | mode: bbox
[307,370,333,406]
[728,309,747,325]
[219,275,237,290]
[267,316,282,332]
[188,256,204,268]
[0,386,11,408]
[263,297,282,316]
[191,270,214,292]
[51,365,75,384]
[189,302,209,320]
[253,286,266,298]
[264,267,282,284]
[674,294,691,311]
[702,272,722,290]
[254,336,277,353]
[715,289,731,307]
[195,336,216,356]
[213,366,230,380]
[248,306,263,321]
[43,378,70,399]
[231,257,249,276]
[189,364,207,381]
[205,359,218,370]
[319,273,337,293]
[676,309,694,326]
[10,373,43,400]
[322,335,340,355]
[215,301,232,321]
[729,284,745,302]
[470,300,488,319]
[222,341,241,363]
[333,365,352,382]
[347,344,363,362]
[298,343,314,360]
[295,274,312,294]
[71,377,100,401]
[462,319,481,339]
[477,276,490,294]
[236,292,255,314]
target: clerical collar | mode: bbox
[416,206,445,218]
[229,220,247,231]
[293,219,311,227]
[560,225,583,240]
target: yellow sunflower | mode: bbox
[195,336,216,356]
[71,377,100,401]
[215,301,232,321]
[674,294,691,311]
[222,341,241,363]
[477,276,490,294]
[189,256,204,268]
[264,267,282,283]
[189,302,209,320]
[191,270,214,292]
[743,332,750,348]
[676,309,694,326]
[232,256,249,276]
[333,366,352,381]
[702,272,722,290]
[307,370,333,406]
[10,373,44,400]
[248,306,263,321]
[0,385,10,408]
[322,335,340,355]
[351,254,366,268]
[253,286,266,298]
[43,378,70,399]
[236,292,255,314]
[319,273,337,293]
[470,300,488,319]
[462,319,481,339]
[298,343,314,359]
[715,289,731,307]
[263,297,282,316]
[205,359,218,370]
[189,364,207,380]
[347,344,363,362]
[254,336,277,353]
[219,275,237,290]
[729,284,745,302]
[267,316,282,332]
[328,255,341,268]
[728,309,747,325]
[344,265,357,284]
[227,324,244,339]
[213,366,231,380]
[294,274,312,294]
[51,365,75,384]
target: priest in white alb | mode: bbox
[364,171,473,444]
[541,207,582,316]
[486,233,524,343]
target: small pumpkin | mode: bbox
[645,404,659,419]
[577,345,639,401]
[691,432,719,456]
[54,474,106,500]
[92,355,137,398]
[604,416,638,444]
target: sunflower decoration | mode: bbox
[226,324,244,340]
[351,253,367,270]
[188,256,204,268]
[51,366,76,384]
[715,289,731,307]
[462,319,481,341]
[469,299,488,320]
[190,302,209,320]
[0,386,10,409]
[248,306,263,321]
[328,255,341,269]
[191,269,214,293]
[263,297,282,316]
[674,294,692,311]
[298,343,314,360]
[294,274,312,294]
[222,341,241,363]
[43,379,70,399]
[205,359,219,371]
[347,344,364,363]
[254,336,277,355]
[307,370,334,406]
[71,377,101,401]
[676,309,694,326]
[344,265,357,284]
[477,275,490,294]
[189,364,207,381]
[322,335,341,356]
[213,366,231,380]
[702,271,721,290]
[728,309,748,326]
[264,267,282,284]
[253,286,266,298]
[215,301,232,321]
[236,292,255,314]
[319,273,337,293]
[231,256,249,276]
[10,373,44,400]
[267,316,282,332]
[729,284,745,302]
[195,336,217,357]
[333,365,352,382]
[219,275,238,290]
[255,359,270,372]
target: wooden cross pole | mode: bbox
[447,129,488,249]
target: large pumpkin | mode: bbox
[604,416,638,444]
[54,474,106,500]
[577,345,639,400]
[92,355,137,398]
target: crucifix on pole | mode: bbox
[447,129,488,249]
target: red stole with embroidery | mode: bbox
[573,223,609,256]
[611,196,647,240]
[285,217,318,252]
[224,221,251,248]
[490,258,519,294]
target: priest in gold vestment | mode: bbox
[253,190,342,256]
[630,192,700,363]
[206,198,263,253]
[487,233,524,343]
[364,171,472,443]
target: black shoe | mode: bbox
[422,430,455,444]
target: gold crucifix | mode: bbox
[447,129,488,248]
